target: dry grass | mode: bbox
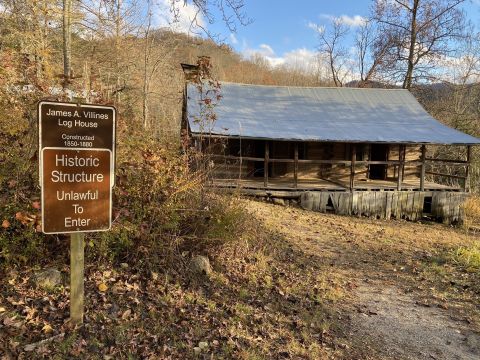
[463,195,480,230]
[2,196,480,359]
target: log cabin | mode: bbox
[182,65,480,224]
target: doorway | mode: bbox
[369,144,388,180]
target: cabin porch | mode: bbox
[211,177,460,193]
[202,138,472,193]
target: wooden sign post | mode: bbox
[38,101,116,324]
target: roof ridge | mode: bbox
[216,81,407,91]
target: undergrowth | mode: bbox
[0,129,243,277]
[463,195,480,230]
[450,242,480,272]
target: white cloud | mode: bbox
[307,22,324,34]
[229,33,238,45]
[243,43,284,66]
[319,14,367,27]
[258,44,275,57]
[242,44,321,73]
[153,0,205,34]
[435,55,480,83]
[243,43,274,59]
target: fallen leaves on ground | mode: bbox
[1,198,479,359]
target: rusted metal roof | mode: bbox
[186,82,480,145]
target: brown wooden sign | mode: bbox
[38,101,116,234]
[39,101,116,186]
[41,148,112,234]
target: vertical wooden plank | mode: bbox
[350,144,356,192]
[465,145,471,192]
[414,192,420,221]
[399,192,407,219]
[70,232,85,324]
[313,192,321,211]
[362,192,367,217]
[301,193,313,210]
[264,141,269,188]
[444,193,451,224]
[345,193,353,215]
[391,192,398,219]
[294,142,299,189]
[407,192,414,220]
[365,191,375,217]
[357,192,363,217]
[420,145,426,191]
[385,192,392,220]
[397,144,403,191]
[380,192,387,219]
[459,193,466,225]
[352,192,359,216]
[431,193,438,219]
[453,193,460,223]
[320,192,329,212]
[374,192,380,218]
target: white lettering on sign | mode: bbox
[83,111,109,120]
[56,190,99,201]
[47,109,72,117]
[74,119,98,128]
[50,171,104,183]
[58,119,73,128]
[56,154,100,167]
[65,217,91,227]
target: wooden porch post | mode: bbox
[397,144,405,191]
[264,141,269,188]
[350,144,356,192]
[420,144,426,191]
[294,143,298,188]
[465,145,472,192]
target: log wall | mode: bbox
[300,191,467,224]
[211,141,423,182]
[387,144,421,180]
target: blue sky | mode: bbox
[157,0,480,71]
[216,1,374,55]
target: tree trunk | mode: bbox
[63,0,72,87]
[403,0,419,90]
[115,0,122,103]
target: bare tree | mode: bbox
[354,19,392,86]
[313,19,350,87]
[170,0,251,40]
[63,0,73,87]
[372,0,466,89]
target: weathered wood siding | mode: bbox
[300,191,467,224]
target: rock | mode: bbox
[193,347,201,355]
[34,268,62,289]
[120,263,129,269]
[198,341,208,350]
[272,198,285,206]
[190,255,212,276]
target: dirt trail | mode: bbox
[245,199,480,360]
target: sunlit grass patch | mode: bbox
[463,195,480,230]
[450,242,480,272]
